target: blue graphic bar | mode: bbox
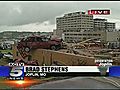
[0,66,10,77]
[109,66,120,77]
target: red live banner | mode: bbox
[88,10,110,15]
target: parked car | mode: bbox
[17,35,62,52]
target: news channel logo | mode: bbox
[9,63,24,80]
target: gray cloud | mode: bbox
[0,1,120,26]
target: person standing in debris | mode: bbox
[0,51,3,59]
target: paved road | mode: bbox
[30,77,119,89]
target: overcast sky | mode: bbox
[0,1,120,32]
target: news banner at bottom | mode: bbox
[0,63,120,80]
